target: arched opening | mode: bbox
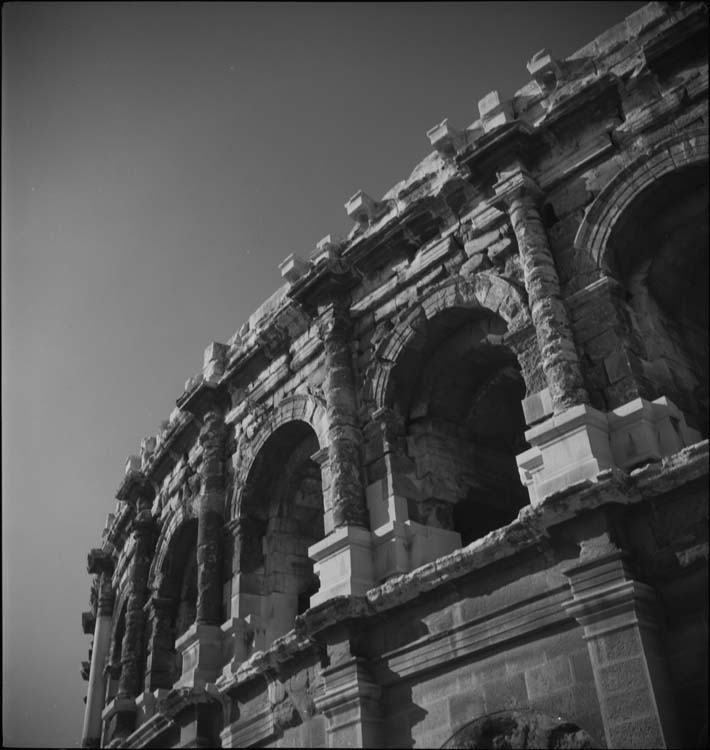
[239,421,324,647]
[147,520,198,689]
[441,709,598,749]
[608,163,709,435]
[389,307,528,546]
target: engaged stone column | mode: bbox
[318,300,368,528]
[143,596,175,691]
[81,550,115,748]
[117,492,156,700]
[495,167,587,412]
[174,410,227,689]
[309,300,374,605]
[197,409,227,625]
[564,542,680,748]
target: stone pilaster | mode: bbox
[495,167,588,413]
[308,301,375,606]
[196,409,227,625]
[318,300,368,529]
[174,410,228,689]
[116,496,156,701]
[564,542,680,749]
[143,596,175,692]
[81,550,115,748]
[314,626,382,747]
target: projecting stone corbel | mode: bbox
[311,234,342,264]
[345,189,385,226]
[278,253,310,285]
[478,90,515,133]
[526,48,564,94]
[427,119,464,157]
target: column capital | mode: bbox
[87,548,115,577]
[116,466,155,507]
[316,298,352,341]
[492,166,544,209]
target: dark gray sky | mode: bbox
[2,2,643,746]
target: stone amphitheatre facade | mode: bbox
[81,3,708,747]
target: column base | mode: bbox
[219,617,252,680]
[101,697,137,743]
[174,623,223,690]
[134,689,169,727]
[308,525,375,607]
[517,396,701,505]
[371,520,461,582]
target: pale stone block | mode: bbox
[220,617,252,679]
[311,234,342,263]
[478,90,514,133]
[371,520,410,582]
[608,397,701,469]
[174,622,223,690]
[521,387,553,426]
[125,454,141,475]
[202,341,227,381]
[426,119,461,156]
[406,521,461,570]
[526,49,563,93]
[135,691,158,726]
[345,190,381,225]
[279,254,310,285]
[518,405,613,505]
[309,525,375,606]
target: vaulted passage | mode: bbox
[390,308,529,545]
[609,163,709,435]
[238,421,324,646]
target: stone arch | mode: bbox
[143,513,199,690]
[231,393,328,518]
[441,709,599,749]
[574,129,708,433]
[149,503,197,592]
[229,393,330,650]
[364,273,533,548]
[574,129,708,273]
[368,273,530,411]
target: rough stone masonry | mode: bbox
[81,3,708,747]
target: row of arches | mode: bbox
[104,132,707,695]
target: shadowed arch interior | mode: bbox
[238,420,324,647]
[609,162,709,435]
[147,519,198,689]
[389,307,529,545]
